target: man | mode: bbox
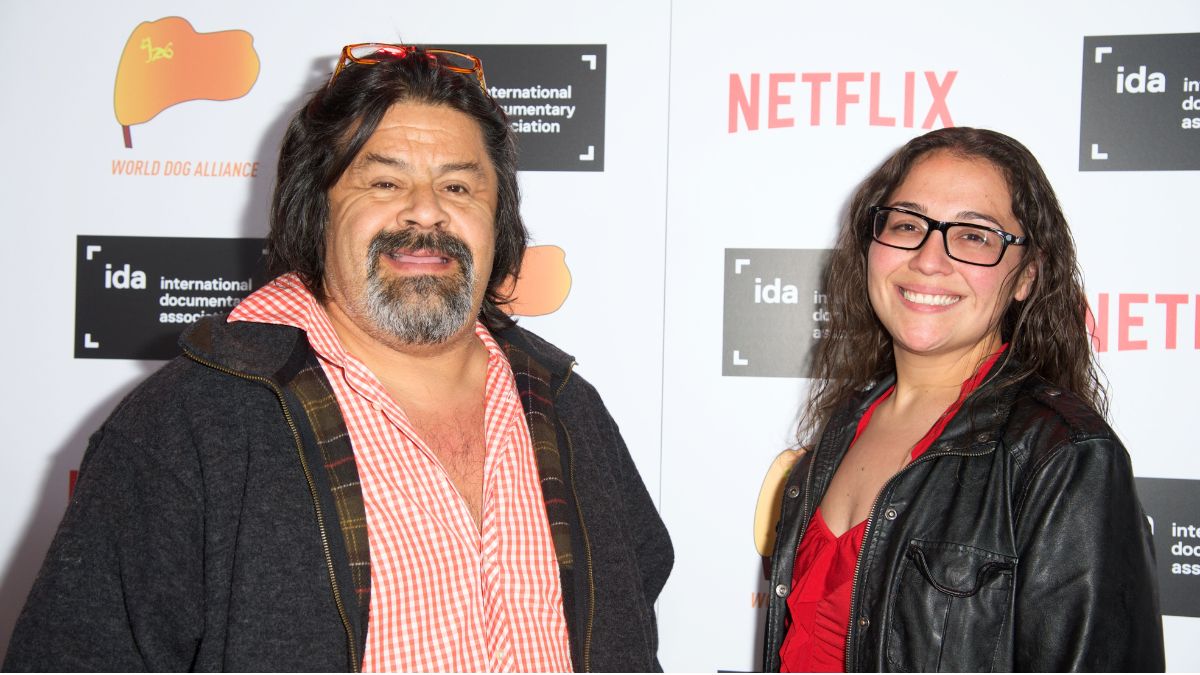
[5,44,672,672]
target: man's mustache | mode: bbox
[367,228,473,271]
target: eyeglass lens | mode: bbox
[347,44,408,61]
[429,50,478,73]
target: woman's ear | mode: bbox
[1014,258,1038,302]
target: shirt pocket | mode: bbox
[885,540,1015,672]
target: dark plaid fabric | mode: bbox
[503,341,575,569]
[285,355,373,614]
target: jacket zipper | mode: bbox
[183,349,360,673]
[797,447,818,549]
[555,361,575,397]
[842,445,994,671]
[556,361,594,672]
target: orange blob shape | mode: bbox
[114,16,260,147]
[500,245,572,317]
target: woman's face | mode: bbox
[867,151,1035,362]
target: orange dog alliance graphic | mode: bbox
[114,17,260,148]
[501,245,573,316]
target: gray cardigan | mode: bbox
[4,317,672,672]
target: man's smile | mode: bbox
[387,248,453,265]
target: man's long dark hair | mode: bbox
[267,46,524,331]
[798,127,1106,446]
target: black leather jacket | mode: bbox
[762,358,1164,672]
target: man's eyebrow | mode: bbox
[439,161,487,177]
[359,152,407,170]
[357,154,486,177]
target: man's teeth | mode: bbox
[391,253,448,264]
[902,289,960,306]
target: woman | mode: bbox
[761,128,1164,672]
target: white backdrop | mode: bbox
[1,1,1197,671]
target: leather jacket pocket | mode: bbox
[885,540,1015,672]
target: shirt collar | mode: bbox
[229,272,506,370]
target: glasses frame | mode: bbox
[869,205,1028,267]
[330,43,488,94]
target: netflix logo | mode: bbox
[1087,293,1200,352]
[727,70,956,133]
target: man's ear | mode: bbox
[1013,258,1037,302]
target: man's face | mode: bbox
[322,102,498,347]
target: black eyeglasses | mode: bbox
[870,206,1027,267]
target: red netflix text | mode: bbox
[728,71,957,133]
[1087,293,1200,352]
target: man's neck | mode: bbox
[320,298,489,406]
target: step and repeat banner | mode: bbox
[1,1,1197,670]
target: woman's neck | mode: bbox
[889,336,1001,414]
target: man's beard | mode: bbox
[361,228,476,345]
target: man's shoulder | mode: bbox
[97,317,308,443]
[179,314,306,379]
[494,323,616,416]
[493,323,576,379]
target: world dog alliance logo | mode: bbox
[114,16,260,148]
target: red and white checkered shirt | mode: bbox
[229,274,573,672]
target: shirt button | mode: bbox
[884,507,898,520]
[372,401,382,412]
[775,583,789,598]
[858,615,870,629]
[786,486,800,499]
[976,432,989,442]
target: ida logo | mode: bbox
[1079,33,1200,171]
[114,17,260,148]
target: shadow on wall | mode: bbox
[751,557,769,671]
[0,54,333,661]
[235,56,335,241]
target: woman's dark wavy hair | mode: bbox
[267,46,525,331]
[798,127,1106,445]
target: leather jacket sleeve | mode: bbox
[1011,434,1165,671]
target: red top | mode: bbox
[779,347,1006,672]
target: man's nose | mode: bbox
[399,183,449,229]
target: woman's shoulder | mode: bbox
[1002,374,1125,473]
[1009,375,1113,438]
